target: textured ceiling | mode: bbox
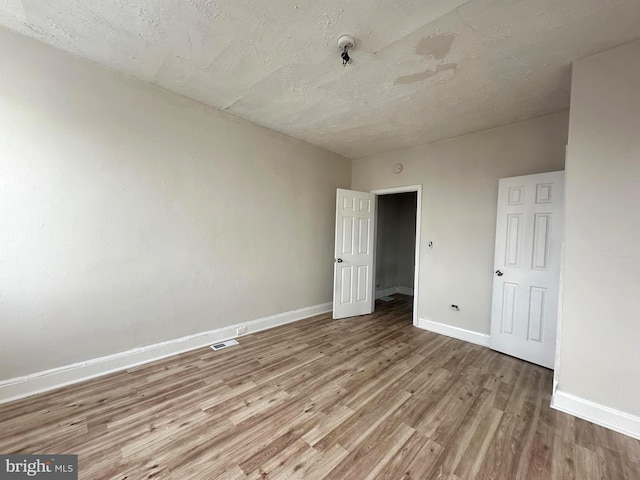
[1,0,639,158]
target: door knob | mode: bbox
[336,258,343,263]
[495,270,503,276]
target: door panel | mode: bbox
[501,283,518,335]
[490,171,565,369]
[532,213,551,269]
[333,189,376,319]
[505,214,522,266]
[527,286,546,342]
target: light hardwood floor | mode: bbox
[1,295,639,479]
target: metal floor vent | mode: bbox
[210,339,239,351]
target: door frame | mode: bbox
[371,185,422,327]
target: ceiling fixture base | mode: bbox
[337,35,355,51]
[337,35,356,66]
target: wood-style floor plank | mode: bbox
[0,295,639,479]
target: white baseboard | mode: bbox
[0,302,332,405]
[376,287,398,299]
[397,286,414,296]
[376,286,414,299]
[551,390,640,440]
[416,317,490,347]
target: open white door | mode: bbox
[490,171,565,369]
[333,189,376,319]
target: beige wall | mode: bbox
[375,196,400,291]
[353,112,568,334]
[0,28,350,380]
[396,193,418,289]
[375,193,417,292]
[558,41,640,416]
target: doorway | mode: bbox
[372,186,422,326]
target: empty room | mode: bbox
[1,1,639,479]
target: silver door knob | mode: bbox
[336,258,343,263]
[495,270,503,276]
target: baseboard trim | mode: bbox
[376,286,414,299]
[0,302,332,405]
[551,390,640,440]
[397,286,414,296]
[416,317,490,347]
[375,287,398,299]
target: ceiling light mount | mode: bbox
[337,34,355,66]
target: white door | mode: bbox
[490,171,565,369]
[333,189,376,319]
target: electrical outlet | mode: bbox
[236,325,247,336]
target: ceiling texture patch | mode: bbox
[1,0,639,158]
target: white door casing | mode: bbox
[333,189,376,320]
[490,171,565,369]
[371,185,422,327]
